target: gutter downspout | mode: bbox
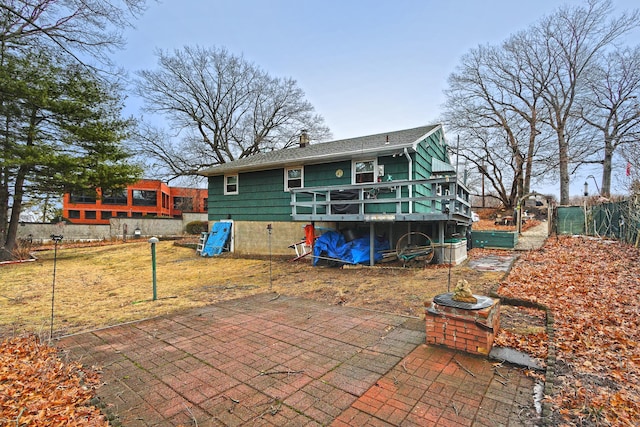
[404,148,413,214]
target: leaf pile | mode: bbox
[498,236,640,425]
[472,218,541,232]
[0,335,107,426]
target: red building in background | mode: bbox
[62,179,208,225]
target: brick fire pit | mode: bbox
[425,293,500,356]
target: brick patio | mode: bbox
[57,294,538,426]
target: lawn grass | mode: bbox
[0,241,504,339]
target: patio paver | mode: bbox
[57,294,538,426]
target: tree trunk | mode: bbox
[601,136,613,197]
[0,172,8,249]
[5,108,37,255]
[4,164,28,254]
[524,111,538,195]
[558,129,571,205]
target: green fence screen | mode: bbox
[556,206,585,235]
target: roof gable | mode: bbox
[199,124,442,176]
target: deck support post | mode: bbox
[369,222,375,266]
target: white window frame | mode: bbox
[352,159,377,184]
[224,174,238,195]
[284,166,304,191]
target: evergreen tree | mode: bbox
[0,50,142,257]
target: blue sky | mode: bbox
[113,0,640,197]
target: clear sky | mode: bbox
[112,0,640,197]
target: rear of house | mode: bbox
[200,124,472,265]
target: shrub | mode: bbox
[185,221,208,235]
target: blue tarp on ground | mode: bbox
[313,231,390,266]
[201,222,231,256]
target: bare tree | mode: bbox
[0,0,149,63]
[444,0,639,206]
[443,40,550,208]
[535,0,639,204]
[580,47,640,197]
[134,46,331,181]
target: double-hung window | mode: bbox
[224,174,238,195]
[353,160,376,184]
[285,167,303,191]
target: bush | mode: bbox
[185,221,208,235]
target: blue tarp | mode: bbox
[201,222,231,256]
[313,231,390,266]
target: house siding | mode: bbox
[414,130,449,213]
[306,161,352,187]
[208,170,292,221]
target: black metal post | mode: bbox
[50,234,63,341]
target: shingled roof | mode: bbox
[199,124,442,176]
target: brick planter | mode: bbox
[425,295,500,356]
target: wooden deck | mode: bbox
[290,176,472,224]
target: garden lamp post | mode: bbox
[148,237,159,301]
[584,174,600,196]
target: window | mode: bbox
[225,175,238,195]
[162,193,170,209]
[132,190,157,206]
[85,211,96,219]
[132,212,144,218]
[285,167,303,190]
[353,160,376,183]
[116,211,128,218]
[68,210,80,219]
[101,211,112,220]
[69,191,96,204]
[173,197,193,211]
[102,189,127,205]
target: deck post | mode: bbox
[369,222,375,266]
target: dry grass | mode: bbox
[0,241,505,338]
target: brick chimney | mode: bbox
[299,130,309,148]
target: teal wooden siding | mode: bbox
[366,155,409,214]
[305,161,351,187]
[208,157,415,220]
[292,161,351,216]
[414,129,448,213]
[208,169,292,221]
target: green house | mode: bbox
[199,124,472,264]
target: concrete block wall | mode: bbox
[108,217,184,239]
[16,222,111,242]
[14,213,208,243]
[226,221,335,256]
